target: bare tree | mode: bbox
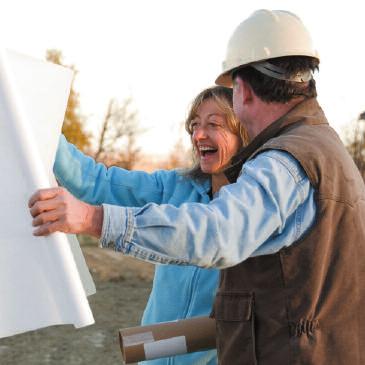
[162,121,192,170]
[95,97,142,169]
[46,49,91,152]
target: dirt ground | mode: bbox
[0,244,154,365]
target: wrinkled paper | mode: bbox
[0,49,95,338]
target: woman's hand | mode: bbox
[28,187,103,238]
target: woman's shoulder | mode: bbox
[154,168,209,191]
[153,168,191,185]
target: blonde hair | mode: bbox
[184,86,248,179]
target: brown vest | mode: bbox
[211,98,365,364]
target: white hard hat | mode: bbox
[216,9,319,87]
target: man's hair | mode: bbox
[232,56,319,103]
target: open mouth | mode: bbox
[199,146,218,157]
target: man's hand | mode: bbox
[28,187,103,238]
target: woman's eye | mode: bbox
[191,122,199,130]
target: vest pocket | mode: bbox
[212,291,257,364]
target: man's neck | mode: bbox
[247,97,304,140]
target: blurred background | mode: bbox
[0,0,364,364]
[1,0,365,170]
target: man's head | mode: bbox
[216,9,319,88]
[231,56,319,104]
[216,10,320,138]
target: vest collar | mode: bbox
[225,98,328,183]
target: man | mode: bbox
[29,10,365,364]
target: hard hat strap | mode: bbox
[251,61,312,83]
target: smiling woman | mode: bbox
[185,86,248,194]
[191,100,241,175]
[28,85,248,365]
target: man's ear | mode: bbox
[233,77,253,105]
[241,79,254,104]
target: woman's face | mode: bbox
[191,99,241,174]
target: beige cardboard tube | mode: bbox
[119,316,216,364]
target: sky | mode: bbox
[1,0,364,155]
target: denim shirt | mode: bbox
[54,135,219,365]
[101,150,316,269]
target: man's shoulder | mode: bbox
[245,149,308,184]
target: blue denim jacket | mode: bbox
[54,135,218,365]
[101,150,316,268]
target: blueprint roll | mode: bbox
[0,49,94,338]
[119,316,216,364]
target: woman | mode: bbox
[33,86,247,364]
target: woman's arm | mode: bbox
[54,135,173,206]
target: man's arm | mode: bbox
[100,150,316,268]
[31,150,316,269]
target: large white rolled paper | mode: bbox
[0,49,95,338]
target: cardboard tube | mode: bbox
[119,316,216,364]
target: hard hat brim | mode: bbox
[215,72,234,88]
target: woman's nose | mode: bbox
[193,126,207,140]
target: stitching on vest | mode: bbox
[278,252,293,360]
[317,194,355,207]
[290,319,319,337]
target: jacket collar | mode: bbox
[189,176,212,198]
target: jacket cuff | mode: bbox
[100,204,133,252]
